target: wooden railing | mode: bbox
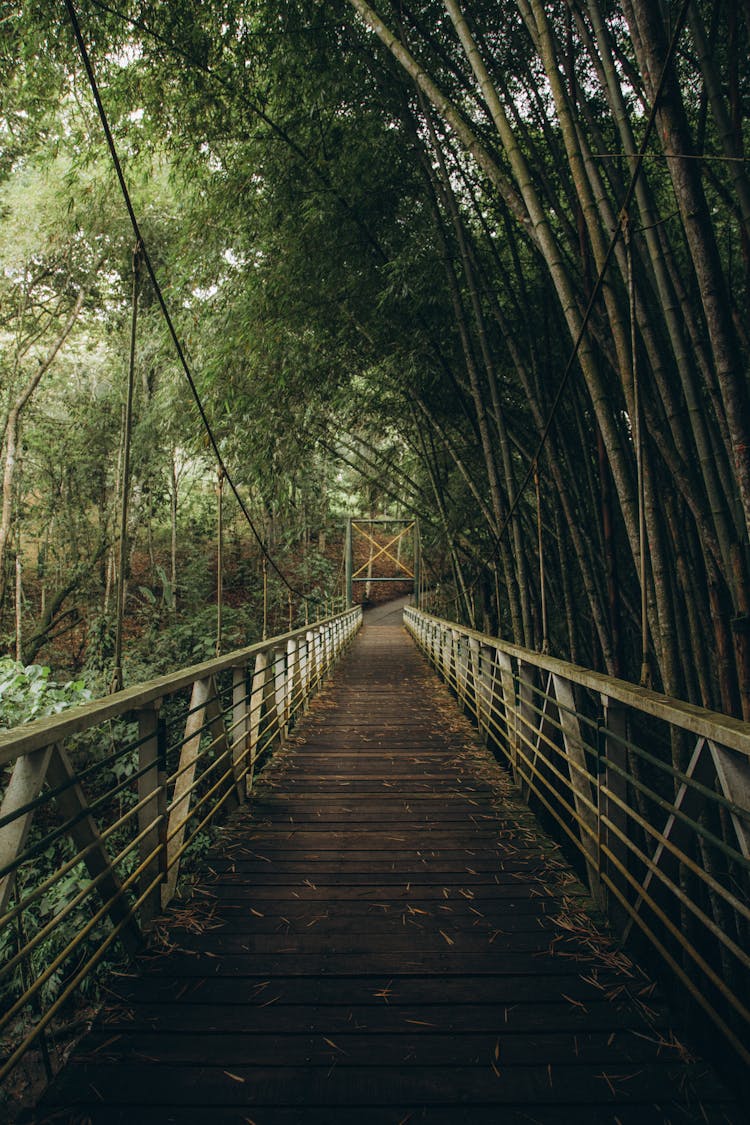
[404,606,750,1067]
[0,606,362,1079]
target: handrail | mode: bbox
[404,606,750,1069]
[410,611,750,758]
[0,611,353,765]
[0,606,362,1081]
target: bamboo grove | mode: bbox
[1,0,749,737]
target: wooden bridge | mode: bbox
[1,601,748,1121]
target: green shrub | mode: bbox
[0,659,91,730]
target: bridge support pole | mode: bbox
[273,648,288,742]
[137,704,167,925]
[345,518,353,608]
[496,650,518,784]
[413,518,421,606]
[552,674,601,904]
[517,661,537,800]
[231,666,249,803]
[247,652,269,794]
[600,695,628,927]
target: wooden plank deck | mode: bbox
[30,604,740,1123]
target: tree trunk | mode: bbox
[627,0,750,544]
[0,288,86,607]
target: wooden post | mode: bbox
[305,629,317,698]
[273,647,288,742]
[519,671,557,807]
[517,662,537,780]
[708,739,750,858]
[0,745,54,915]
[162,677,211,907]
[478,643,494,744]
[247,652,269,794]
[298,636,309,711]
[313,627,322,687]
[496,649,518,781]
[461,635,472,706]
[136,704,166,923]
[441,626,453,683]
[600,694,628,925]
[232,666,249,798]
[286,638,298,728]
[453,631,465,702]
[552,674,600,901]
[468,637,481,720]
[203,678,239,811]
[320,625,330,681]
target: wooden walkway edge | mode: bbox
[28,606,742,1123]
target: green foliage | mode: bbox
[0,659,91,730]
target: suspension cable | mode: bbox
[216,466,224,656]
[63,0,322,607]
[111,242,140,693]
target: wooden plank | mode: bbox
[42,1060,731,1108]
[76,1028,681,1066]
[99,970,642,1007]
[26,1108,748,1125]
